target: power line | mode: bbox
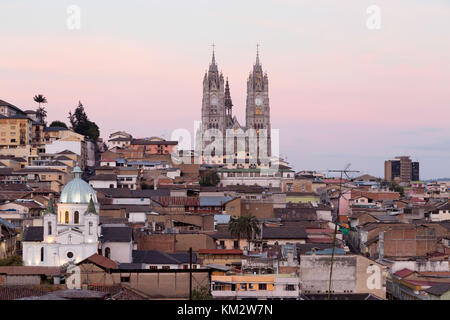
[326,164,359,300]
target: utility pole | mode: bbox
[189,247,193,300]
[327,165,359,300]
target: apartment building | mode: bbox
[385,156,419,184]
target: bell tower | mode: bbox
[201,45,227,162]
[246,45,271,158]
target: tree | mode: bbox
[199,170,220,186]
[49,120,68,128]
[0,255,23,266]
[33,94,48,124]
[192,285,212,300]
[68,101,100,141]
[228,215,261,250]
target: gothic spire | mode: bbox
[45,197,56,215]
[225,77,233,110]
[256,43,260,65]
[209,43,218,72]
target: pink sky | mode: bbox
[1,1,449,178]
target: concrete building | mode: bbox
[299,251,386,299]
[385,156,419,184]
[211,274,299,300]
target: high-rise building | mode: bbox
[384,156,419,184]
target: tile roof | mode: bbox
[95,188,170,198]
[43,126,69,132]
[101,226,133,242]
[262,226,307,239]
[424,283,450,296]
[198,249,243,255]
[393,268,415,278]
[0,286,59,300]
[350,190,400,201]
[88,174,117,181]
[19,289,110,300]
[131,139,177,145]
[132,250,197,264]
[77,253,118,270]
[57,149,76,155]
[22,226,44,242]
[156,196,200,207]
[0,266,61,276]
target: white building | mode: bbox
[430,202,450,222]
[22,166,100,266]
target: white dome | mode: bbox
[59,165,98,204]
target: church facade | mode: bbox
[200,48,272,167]
[23,166,104,267]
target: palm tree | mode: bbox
[33,94,47,107]
[33,94,47,124]
[228,215,261,250]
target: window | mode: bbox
[233,240,239,249]
[74,211,79,224]
[285,284,296,291]
[67,252,74,259]
[149,266,158,270]
[48,221,52,235]
[40,247,44,262]
[162,266,170,270]
[259,283,267,290]
[240,284,247,291]
[89,222,93,235]
[65,211,69,224]
[120,276,130,283]
[105,247,111,259]
[213,283,224,291]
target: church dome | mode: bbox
[59,165,98,204]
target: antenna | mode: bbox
[326,164,359,300]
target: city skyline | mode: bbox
[1,1,450,179]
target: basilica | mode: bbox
[200,47,272,166]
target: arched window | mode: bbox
[105,247,111,259]
[65,211,69,224]
[74,211,80,224]
[89,221,93,235]
[48,221,52,235]
[40,247,44,262]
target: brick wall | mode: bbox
[383,226,437,258]
[137,234,176,252]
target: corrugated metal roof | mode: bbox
[200,196,233,207]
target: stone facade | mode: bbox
[200,49,272,164]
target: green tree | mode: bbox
[228,215,261,249]
[192,285,212,300]
[0,255,23,266]
[68,101,100,141]
[49,120,68,128]
[33,94,48,124]
[199,170,220,186]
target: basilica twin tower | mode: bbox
[200,47,272,165]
